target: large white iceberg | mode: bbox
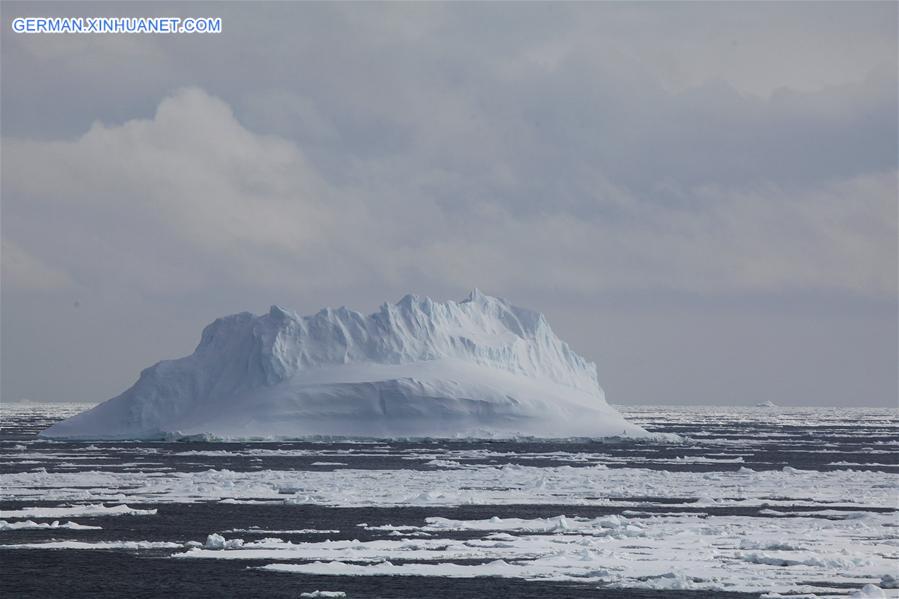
[42,290,648,440]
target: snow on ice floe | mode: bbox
[420,515,639,534]
[1,540,183,551]
[0,504,156,519]
[204,533,246,549]
[850,585,888,598]
[41,291,652,441]
[4,506,876,595]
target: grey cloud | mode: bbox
[12,87,894,298]
[2,2,896,407]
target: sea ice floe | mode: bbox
[0,503,157,519]
[166,510,895,595]
[620,571,711,591]
[422,515,641,536]
[300,592,346,598]
[850,585,887,598]
[259,559,612,580]
[223,528,339,535]
[4,461,893,512]
[0,520,101,531]
[756,509,872,519]
[737,551,874,568]
[738,538,804,551]
[0,540,183,550]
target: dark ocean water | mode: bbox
[1,404,896,598]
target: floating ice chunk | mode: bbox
[284,495,316,505]
[849,585,886,598]
[640,572,695,590]
[299,592,346,598]
[204,534,244,550]
[0,520,101,531]
[205,533,226,549]
[738,552,806,567]
[738,539,804,551]
[405,490,449,504]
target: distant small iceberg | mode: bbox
[755,400,778,408]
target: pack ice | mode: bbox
[42,290,648,440]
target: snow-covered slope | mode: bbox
[42,291,648,440]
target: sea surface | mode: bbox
[1,404,896,598]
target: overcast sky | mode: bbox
[2,2,896,407]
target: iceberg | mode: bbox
[41,290,648,440]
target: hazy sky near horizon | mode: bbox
[2,2,896,407]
